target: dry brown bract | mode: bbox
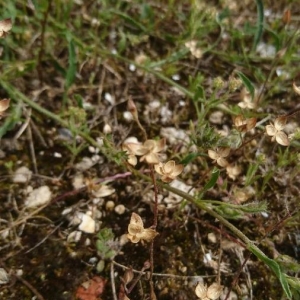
[127,213,158,243]
[208,147,230,167]
[195,282,223,300]
[234,115,256,133]
[265,116,289,146]
[226,164,242,180]
[154,160,183,183]
[0,98,10,117]
[292,82,300,95]
[122,143,138,166]
[125,139,165,164]
[0,19,12,38]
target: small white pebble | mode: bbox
[53,152,62,158]
[104,93,115,105]
[207,232,217,243]
[75,157,94,171]
[91,154,101,163]
[13,166,32,183]
[61,207,73,215]
[106,200,115,211]
[1,229,9,239]
[88,146,96,153]
[103,124,112,134]
[95,138,103,147]
[0,268,9,284]
[148,100,161,110]
[114,204,126,215]
[15,269,23,277]
[88,257,98,265]
[78,214,96,233]
[129,64,136,72]
[123,111,133,122]
[203,252,212,264]
[172,74,180,81]
[85,238,91,246]
[91,18,100,27]
[25,186,52,208]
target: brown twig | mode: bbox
[112,260,214,279]
[13,273,45,300]
[110,262,118,300]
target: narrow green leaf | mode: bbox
[180,153,200,165]
[0,103,22,138]
[252,0,264,52]
[202,167,220,193]
[65,36,76,90]
[244,162,259,186]
[194,85,205,102]
[236,71,255,100]
[249,244,292,299]
[111,10,147,32]
[238,201,268,213]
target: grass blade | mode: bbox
[65,34,76,90]
[252,0,264,52]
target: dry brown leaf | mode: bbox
[75,276,106,300]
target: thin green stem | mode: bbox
[0,80,115,156]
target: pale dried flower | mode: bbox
[195,282,223,300]
[233,186,255,204]
[125,139,165,164]
[154,160,184,183]
[0,98,10,116]
[86,180,115,198]
[208,148,230,167]
[185,40,202,59]
[122,143,138,166]
[265,116,289,146]
[0,19,12,38]
[239,87,257,109]
[127,213,158,243]
[135,53,148,65]
[226,164,242,180]
[234,115,256,133]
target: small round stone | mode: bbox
[106,200,115,211]
[114,204,126,215]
